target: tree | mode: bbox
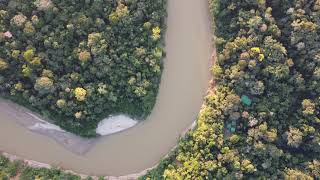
[34,77,54,94]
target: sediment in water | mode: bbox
[0,0,213,176]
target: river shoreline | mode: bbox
[0,50,216,180]
[0,113,196,179]
[0,47,216,178]
[0,0,213,176]
[0,100,208,179]
[0,98,141,155]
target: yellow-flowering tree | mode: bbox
[78,50,91,62]
[152,26,161,41]
[34,76,54,94]
[74,87,87,101]
[0,58,8,70]
[56,99,66,108]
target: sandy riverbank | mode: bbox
[0,99,140,154]
[0,0,213,176]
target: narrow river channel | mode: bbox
[0,0,212,176]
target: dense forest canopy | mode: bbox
[1,0,320,179]
[142,0,320,179]
[0,0,167,136]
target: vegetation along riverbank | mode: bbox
[0,0,167,137]
[142,0,320,179]
[1,0,320,179]
[0,0,212,177]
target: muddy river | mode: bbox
[0,0,212,176]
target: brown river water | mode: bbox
[0,0,212,176]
